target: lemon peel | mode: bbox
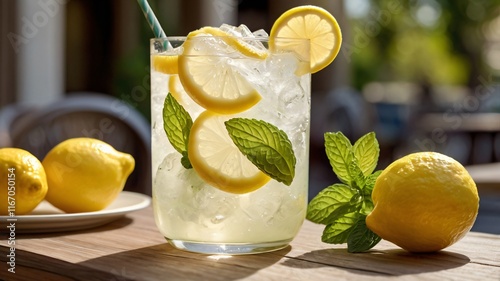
[366,152,479,252]
[0,148,48,215]
[42,138,135,213]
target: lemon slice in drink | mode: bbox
[168,74,204,114]
[270,5,342,73]
[152,55,179,74]
[178,27,264,115]
[188,110,270,194]
[168,75,183,101]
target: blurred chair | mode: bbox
[311,87,374,146]
[0,93,151,195]
[495,133,500,161]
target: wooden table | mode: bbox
[466,163,500,234]
[1,204,500,281]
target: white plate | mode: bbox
[1,191,151,233]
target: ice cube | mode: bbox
[191,182,239,227]
[240,187,284,224]
[220,23,256,38]
[252,29,268,38]
[220,23,240,36]
[155,156,240,227]
[154,153,183,199]
[207,196,238,225]
[236,24,254,38]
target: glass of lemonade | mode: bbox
[151,25,311,254]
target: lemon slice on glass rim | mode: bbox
[188,110,271,194]
[270,5,343,74]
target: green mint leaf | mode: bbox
[181,151,192,169]
[324,192,363,224]
[307,183,359,224]
[359,170,381,215]
[322,212,359,244]
[360,200,374,215]
[324,132,353,184]
[353,132,379,176]
[225,118,296,186]
[348,160,365,190]
[347,215,381,253]
[163,93,191,154]
[362,170,382,196]
[163,93,193,168]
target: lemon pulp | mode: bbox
[177,27,266,115]
[188,111,270,194]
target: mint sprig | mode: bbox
[306,132,382,253]
[163,93,192,169]
[347,215,381,252]
[225,118,296,186]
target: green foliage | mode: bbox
[348,0,500,89]
[307,132,382,253]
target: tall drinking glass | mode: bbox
[151,35,311,254]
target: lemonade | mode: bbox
[150,6,342,254]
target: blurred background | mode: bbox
[1,0,500,215]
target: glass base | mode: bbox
[166,238,291,255]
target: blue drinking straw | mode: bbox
[136,0,171,50]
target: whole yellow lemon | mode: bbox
[366,152,479,253]
[0,148,48,215]
[42,138,135,213]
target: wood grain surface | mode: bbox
[1,204,499,281]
